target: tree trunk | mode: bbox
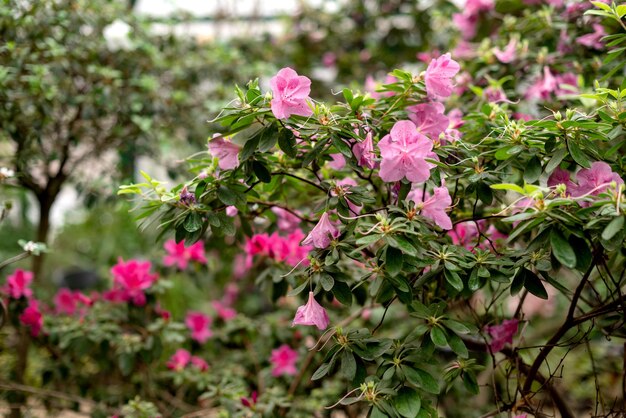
[31,193,53,281]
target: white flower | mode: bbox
[103,19,132,51]
[0,167,15,180]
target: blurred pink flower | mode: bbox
[4,269,33,299]
[493,39,517,63]
[508,285,557,318]
[302,212,339,249]
[54,288,77,315]
[19,299,43,337]
[225,206,238,217]
[270,344,299,377]
[408,186,453,230]
[212,300,237,321]
[292,291,330,330]
[378,120,434,183]
[167,349,191,370]
[448,221,480,250]
[554,73,579,96]
[110,258,158,306]
[190,356,209,372]
[486,319,518,352]
[241,391,258,408]
[163,240,207,270]
[525,67,557,101]
[365,74,397,99]
[208,135,240,170]
[453,12,478,40]
[271,207,302,232]
[576,24,606,50]
[270,67,313,119]
[328,153,346,170]
[185,311,213,343]
[408,102,449,139]
[424,53,461,99]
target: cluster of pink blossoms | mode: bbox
[269,344,299,377]
[166,348,208,372]
[245,229,311,268]
[107,258,158,306]
[53,288,93,316]
[526,67,579,101]
[2,269,43,336]
[548,161,623,202]
[163,239,207,270]
[486,319,519,353]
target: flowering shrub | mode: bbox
[1,1,626,417]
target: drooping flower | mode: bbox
[190,356,209,372]
[301,212,340,249]
[292,291,330,330]
[270,67,314,119]
[270,344,299,377]
[208,134,241,170]
[378,120,434,183]
[571,161,623,198]
[485,319,519,353]
[110,258,158,306]
[167,349,191,371]
[19,300,43,337]
[408,186,453,230]
[4,269,33,300]
[576,23,606,50]
[185,311,213,343]
[163,240,207,270]
[407,102,450,139]
[492,39,517,63]
[352,129,377,169]
[424,53,461,99]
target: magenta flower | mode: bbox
[208,135,241,170]
[408,186,453,230]
[110,258,158,306]
[163,240,207,270]
[185,311,213,343]
[547,167,574,192]
[270,67,314,119]
[408,102,450,139]
[241,391,258,408]
[19,300,43,337]
[525,67,557,101]
[212,300,237,321]
[301,212,340,249]
[167,349,191,371]
[492,39,517,63]
[226,206,238,217]
[353,129,377,169]
[270,344,299,377]
[4,269,33,300]
[448,221,480,250]
[54,288,77,315]
[576,24,606,50]
[190,356,209,372]
[378,120,434,183]
[486,319,518,353]
[424,53,460,99]
[554,73,579,96]
[271,207,302,232]
[292,291,330,330]
[571,161,623,198]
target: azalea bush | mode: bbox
[2,0,626,417]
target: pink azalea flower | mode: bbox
[547,167,575,191]
[513,113,533,121]
[163,240,207,270]
[167,349,191,371]
[322,52,337,67]
[241,391,258,408]
[19,299,43,337]
[417,50,440,64]
[54,288,78,315]
[484,86,510,103]
[301,212,340,249]
[378,120,434,183]
[328,153,346,170]
[453,12,478,40]
[576,24,606,50]
[493,39,517,63]
[525,67,557,101]
[424,53,461,99]
[226,206,239,217]
[4,269,33,299]
[352,128,377,169]
[245,230,311,267]
[292,291,330,330]
[466,0,494,14]
[270,67,314,119]
[110,258,158,306]
[212,300,237,321]
[408,186,453,230]
[185,311,213,343]
[271,207,302,232]
[448,221,480,250]
[571,161,623,198]
[270,344,299,377]
[284,230,312,266]
[485,319,518,353]
[208,135,241,170]
[554,73,579,96]
[365,74,397,99]
[557,29,573,55]
[190,356,209,372]
[224,283,240,305]
[408,102,450,139]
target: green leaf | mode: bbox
[386,246,403,276]
[183,212,202,233]
[252,160,272,183]
[430,327,448,347]
[444,269,463,292]
[395,387,421,418]
[447,332,469,358]
[320,274,334,291]
[523,269,548,299]
[340,350,357,381]
[217,186,237,206]
[405,367,440,394]
[567,140,591,168]
[550,229,577,268]
[545,147,567,173]
[333,280,353,306]
[389,235,418,257]
[524,156,542,183]
[277,129,297,157]
[240,135,260,161]
[490,183,525,195]
[443,319,471,334]
[602,216,625,241]
[311,363,330,380]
